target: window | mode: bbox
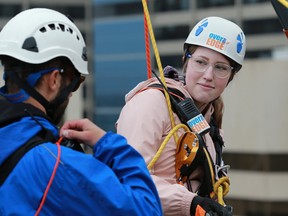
[154,54,183,69]
[153,0,189,12]
[197,0,234,8]
[245,50,271,58]
[155,25,190,40]
[243,0,269,4]
[93,2,143,18]
[0,4,21,17]
[30,5,85,19]
[243,18,282,35]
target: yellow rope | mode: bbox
[213,176,230,206]
[204,148,230,205]
[141,0,178,143]
[203,148,215,186]
[278,0,288,8]
[147,124,189,170]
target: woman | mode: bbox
[117,16,246,216]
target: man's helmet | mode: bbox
[0,8,88,74]
[184,16,246,68]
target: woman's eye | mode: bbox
[196,59,206,65]
[215,64,228,71]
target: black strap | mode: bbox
[0,130,55,186]
[209,118,224,166]
[148,83,185,103]
[8,70,50,112]
[0,99,50,128]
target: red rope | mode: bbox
[144,6,152,79]
[35,138,62,215]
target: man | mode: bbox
[0,8,162,215]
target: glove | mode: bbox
[190,196,232,216]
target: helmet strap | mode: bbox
[8,70,50,109]
[3,70,81,123]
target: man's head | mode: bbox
[0,8,88,124]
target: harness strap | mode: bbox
[0,129,55,186]
[209,118,224,166]
[147,83,185,103]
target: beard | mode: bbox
[48,92,69,125]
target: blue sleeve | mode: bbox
[45,132,162,216]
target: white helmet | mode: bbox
[0,8,88,75]
[184,16,246,67]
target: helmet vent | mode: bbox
[82,47,87,61]
[48,24,56,30]
[68,27,73,34]
[39,27,47,33]
[59,24,65,32]
[38,23,80,41]
[22,37,39,52]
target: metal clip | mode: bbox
[214,164,230,180]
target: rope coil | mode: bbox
[213,176,230,206]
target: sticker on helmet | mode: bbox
[205,33,228,50]
[237,33,244,54]
[195,19,208,36]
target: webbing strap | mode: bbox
[0,130,55,186]
[147,83,185,103]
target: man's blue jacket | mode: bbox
[0,99,162,215]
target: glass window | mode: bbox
[245,50,271,58]
[154,54,183,69]
[30,5,85,19]
[0,4,22,17]
[94,113,120,132]
[155,25,190,40]
[93,0,139,4]
[242,0,269,4]
[93,2,143,18]
[94,17,147,131]
[153,0,189,12]
[197,0,234,8]
[243,18,282,35]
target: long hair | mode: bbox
[182,45,238,128]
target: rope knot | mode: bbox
[213,176,230,205]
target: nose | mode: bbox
[203,65,214,80]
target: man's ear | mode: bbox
[47,69,62,91]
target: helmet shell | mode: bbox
[184,16,246,66]
[0,8,88,74]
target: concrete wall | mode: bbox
[223,59,288,154]
[222,59,288,213]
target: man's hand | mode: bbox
[60,118,106,148]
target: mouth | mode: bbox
[198,83,215,89]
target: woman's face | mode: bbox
[185,46,231,108]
